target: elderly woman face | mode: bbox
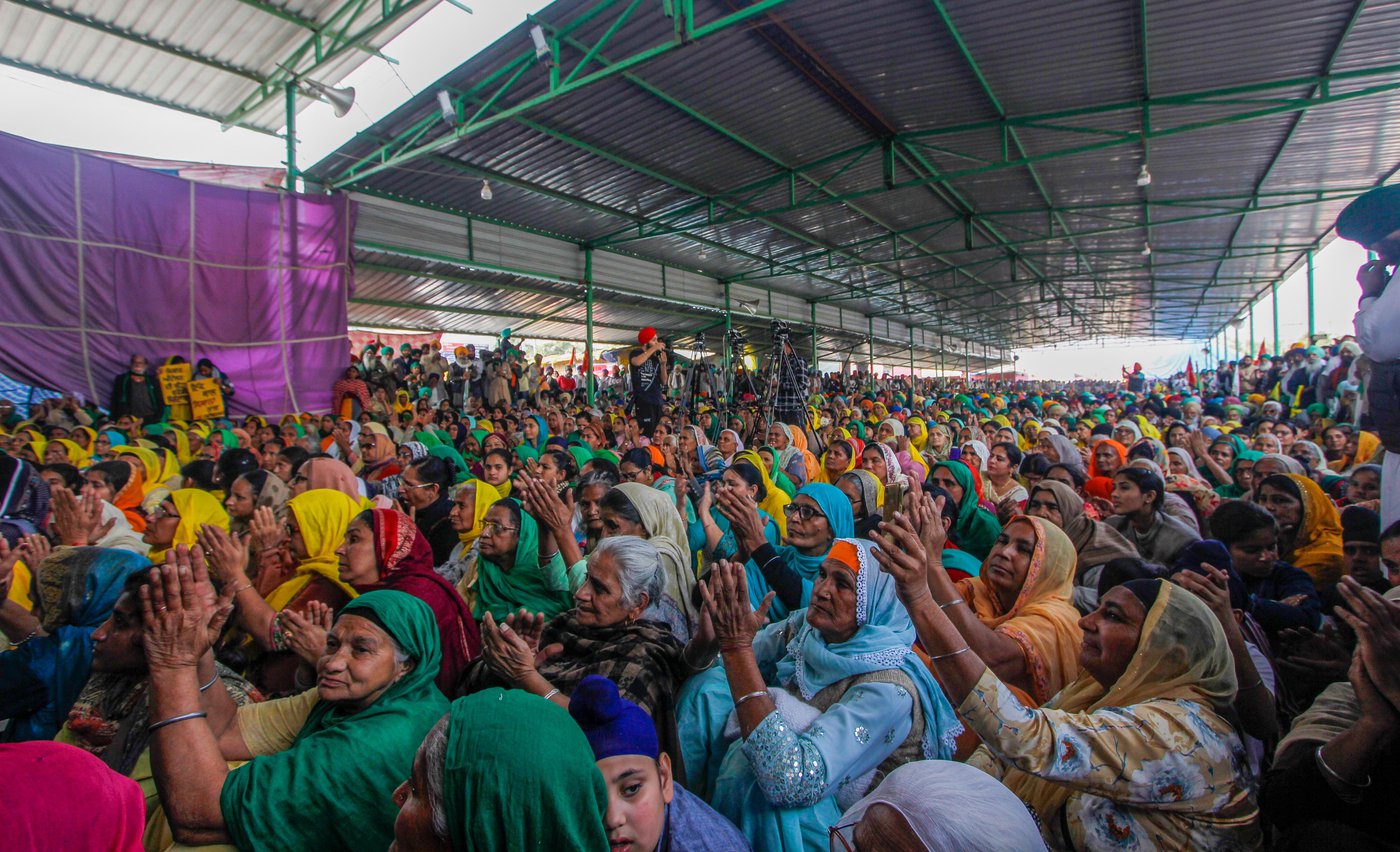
[43,442,67,465]
[143,499,181,548]
[1252,457,1288,480]
[784,495,832,551]
[980,423,998,443]
[476,505,518,561]
[807,557,859,644]
[677,429,695,457]
[1168,453,1189,476]
[1076,586,1148,687]
[1025,489,1063,527]
[1288,443,1320,472]
[1093,443,1121,476]
[836,476,866,519]
[578,484,609,535]
[824,442,850,474]
[318,613,410,712]
[336,516,381,587]
[448,484,476,534]
[959,445,983,471]
[983,520,1036,610]
[573,549,648,628]
[715,430,738,457]
[601,504,647,539]
[861,447,887,482]
[1035,433,1059,462]
[1257,481,1303,532]
[877,421,896,442]
[1113,425,1136,446]
[928,466,964,505]
[224,476,256,521]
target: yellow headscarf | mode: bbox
[265,489,361,611]
[907,416,928,452]
[169,429,193,465]
[1003,580,1236,824]
[456,479,502,551]
[54,439,91,468]
[71,426,97,454]
[1280,473,1345,589]
[813,439,857,485]
[1329,430,1380,472]
[735,449,790,537]
[118,448,165,497]
[147,489,230,565]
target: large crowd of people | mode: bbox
[2,187,1399,851]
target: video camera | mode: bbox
[770,319,790,337]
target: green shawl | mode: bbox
[473,500,575,621]
[428,444,471,483]
[414,430,443,448]
[220,590,449,852]
[759,445,797,498]
[932,460,1002,561]
[443,688,608,850]
[1214,448,1262,498]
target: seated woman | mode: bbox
[695,462,783,586]
[916,506,1083,708]
[815,438,855,485]
[55,570,258,830]
[714,482,854,622]
[457,535,716,773]
[831,761,1044,852]
[140,559,448,851]
[983,442,1028,520]
[1105,467,1200,566]
[569,673,751,852]
[436,478,500,594]
[0,540,150,741]
[399,456,460,566]
[1211,499,1322,635]
[765,423,807,488]
[1026,480,1138,614]
[928,460,1002,561]
[861,442,908,514]
[873,516,1260,850]
[390,688,609,850]
[222,469,288,537]
[201,488,360,696]
[336,508,480,694]
[470,497,578,622]
[143,488,230,565]
[836,468,884,540]
[3,740,148,851]
[600,483,700,640]
[677,544,961,848]
[732,449,790,538]
[1255,473,1346,591]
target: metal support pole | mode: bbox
[585,247,595,406]
[938,333,945,379]
[284,82,297,192]
[908,327,915,409]
[1233,323,1240,363]
[810,302,818,369]
[1306,249,1316,341]
[1271,281,1279,356]
[1248,306,1255,358]
[723,281,732,402]
[867,316,874,393]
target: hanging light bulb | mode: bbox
[1141,242,1152,257]
[480,180,493,201]
[1136,164,1152,187]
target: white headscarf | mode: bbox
[834,762,1044,851]
[959,440,990,472]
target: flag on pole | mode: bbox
[1185,358,1196,390]
[1258,341,1268,359]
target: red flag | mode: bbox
[1258,341,1267,359]
[1185,358,1196,389]
[569,347,576,368]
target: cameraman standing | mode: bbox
[772,328,809,427]
[1338,184,1400,528]
[629,327,668,436]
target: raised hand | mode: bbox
[139,547,215,670]
[480,611,540,685]
[280,606,331,664]
[1172,563,1233,625]
[503,608,545,653]
[872,512,933,604]
[193,524,250,585]
[915,494,948,559]
[697,560,774,652]
[715,486,764,557]
[51,489,114,546]
[248,506,284,553]
[17,533,51,569]
[1335,577,1400,712]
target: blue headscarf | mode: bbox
[525,414,549,452]
[766,483,857,619]
[0,547,149,741]
[773,538,961,760]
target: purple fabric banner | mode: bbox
[0,131,354,417]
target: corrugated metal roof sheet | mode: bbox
[0,0,438,131]
[306,0,1400,349]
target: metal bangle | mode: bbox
[734,689,770,708]
[939,598,965,610]
[1316,744,1371,789]
[148,711,208,734]
[9,627,39,648]
[198,673,219,692]
[929,646,973,661]
[541,688,560,701]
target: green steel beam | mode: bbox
[348,296,643,335]
[0,56,280,137]
[222,0,433,128]
[1187,0,1369,334]
[597,63,1400,239]
[8,0,267,83]
[232,0,412,61]
[326,0,799,187]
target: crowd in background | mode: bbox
[2,188,1399,852]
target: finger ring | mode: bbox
[157,605,168,612]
